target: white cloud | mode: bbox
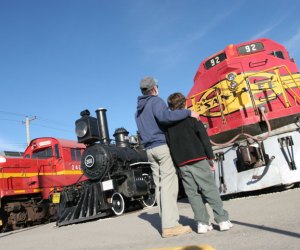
[250,27,274,40]
[284,28,300,58]
[141,9,236,68]
[250,15,288,41]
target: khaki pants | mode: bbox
[146,144,180,229]
[179,159,229,224]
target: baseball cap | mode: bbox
[140,76,158,91]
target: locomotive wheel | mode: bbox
[111,192,125,216]
[0,208,8,232]
[141,173,156,208]
[142,192,156,208]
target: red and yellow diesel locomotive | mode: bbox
[187,38,300,144]
[0,137,86,232]
[187,38,300,194]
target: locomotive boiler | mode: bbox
[56,108,155,226]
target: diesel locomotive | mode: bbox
[0,137,85,232]
[187,38,300,195]
[56,108,155,227]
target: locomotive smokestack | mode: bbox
[95,108,110,144]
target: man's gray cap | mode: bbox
[140,76,158,91]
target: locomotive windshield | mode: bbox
[269,50,285,59]
[32,147,53,159]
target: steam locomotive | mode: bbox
[186,38,300,195]
[56,108,155,226]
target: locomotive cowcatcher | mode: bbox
[0,137,86,232]
[56,108,155,227]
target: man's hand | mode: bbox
[190,110,199,119]
[208,159,215,171]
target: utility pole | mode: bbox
[23,116,37,145]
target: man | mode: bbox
[166,92,232,234]
[135,76,198,238]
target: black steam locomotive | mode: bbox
[56,108,155,226]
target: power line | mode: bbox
[37,117,71,127]
[0,111,74,140]
[31,123,73,132]
[0,110,32,117]
[0,118,22,123]
[0,111,71,127]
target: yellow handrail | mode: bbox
[188,65,300,118]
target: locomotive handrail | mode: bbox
[275,69,300,105]
[214,87,226,124]
[244,65,300,107]
[190,65,300,116]
[189,87,228,123]
[210,106,272,147]
[244,77,259,115]
[275,68,291,107]
[189,64,300,147]
[249,59,268,68]
[130,162,151,166]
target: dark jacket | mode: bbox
[135,95,191,149]
[166,117,214,166]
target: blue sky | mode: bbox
[1,0,300,152]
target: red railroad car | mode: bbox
[0,137,85,232]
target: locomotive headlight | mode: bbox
[230,81,238,89]
[75,110,100,144]
[75,121,88,138]
[227,72,236,81]
[227,72,238,90]
[0,156,7,163]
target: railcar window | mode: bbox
[32,147,53,159]
[269,51,284,59]
[238,42,264,55]
[71,148,82,161]
[76,149,82,160]
[204,52,227,69]
[2,151,23,157]
[54,144,60,158]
